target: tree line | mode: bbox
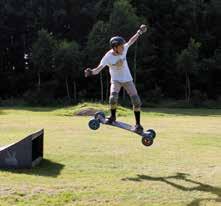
[0,0,221,107]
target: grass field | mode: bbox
[0,104,221,206]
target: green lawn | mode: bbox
[0,104,221,206]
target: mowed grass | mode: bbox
[0,104,221,206]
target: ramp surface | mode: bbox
[0,129,44,169]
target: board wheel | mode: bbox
[146,129,156,139]
[95,111,105,120]
[142,137,154,147]
[88,119,100,130]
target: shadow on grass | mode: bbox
[122,173,221,206]
[1,159,65,177]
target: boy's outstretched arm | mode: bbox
[84,65,104,78]
[127,24,148,47]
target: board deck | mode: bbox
[105,120,134,132]
[88,111,156,146]
[99,117,145,136]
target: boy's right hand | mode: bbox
[84,68,93,77]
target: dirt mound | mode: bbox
[75,108,99,116]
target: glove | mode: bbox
[137,24,148,36]
[84,68,93,77]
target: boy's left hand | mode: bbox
[137,24,148,35]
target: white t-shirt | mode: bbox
[99,43,133,83]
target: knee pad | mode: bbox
[131,95,142,109]
[109,92,118,106]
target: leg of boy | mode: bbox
[107,81,122,123]
[123,81,143,133]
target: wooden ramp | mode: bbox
[0,129,44,169]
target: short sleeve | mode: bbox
[124,43,129,49]
[99,54,109,67]
[123,43,130,54]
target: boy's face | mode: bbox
[113,44,124,55]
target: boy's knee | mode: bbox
[131,95,142,110]
[109,92,118,107]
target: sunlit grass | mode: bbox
[0,105,221,206]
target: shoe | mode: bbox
[132,124,144,134]
[105,116,116,124]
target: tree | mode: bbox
[1,0,221,104]
[54,40,80,101]
[109,0,139,37]
[86,20,110,102]
[176,38,201,103]
[32,29,56,91]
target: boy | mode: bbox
[84,24,147,134]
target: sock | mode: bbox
[134,111,140,125]
[111,109,116,118]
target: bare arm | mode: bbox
[84,64,104,77]
[127,33,140,47]
[127,24,148,47]
[91,64,104,75]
